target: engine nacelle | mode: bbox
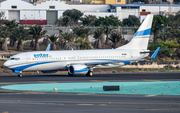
[68,64,88,75]
[40,70,57,73]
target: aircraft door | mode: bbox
[129,51,133,60]
[25,54,31,63]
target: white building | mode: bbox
[0,0,180,25]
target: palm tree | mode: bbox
[73,27,90,41]
[0,27,9,51]
[75,38,92,50]
[93,28,104,49]
[103,26,113,44]
[16,26,29,51]
[29,25,47,51]
[48,34,59,50]
[9,28,19,47]
[4,20,19,46]
[109,29,122,48]
[61,33,74,47]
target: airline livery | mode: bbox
[4,14,160,77]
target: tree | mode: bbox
[93,28,104,49]
[10,28,19,47]
[55,16,71,26]
[16,26,29,51]
[122,15,140,27]
[4,20,19,29]
[103,26,113,44]
[0,11,5,25]
[75,38,92,50]
[148,41,178,59]
[168,12,180,29]
[63,9,83,24]
[61,33,74,48]
[80,15,97,26]
[0,27,9,51]
[4,20,19,46]
[29,25,47,51]
[152,15,168,43]
[93,16,123,27]
[109,29,122,48]
[73,26,90,40]
[48,34,59,50]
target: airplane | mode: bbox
[3,14,160,77]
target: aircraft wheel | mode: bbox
[86,71,93,77]
[18,74,22,77]
[68,72,74,76]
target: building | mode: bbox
[109,4,180,22]
[1,0,180,25]
[92,0,126,4]
[0,0,72,25]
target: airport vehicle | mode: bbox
[4,14,159,77]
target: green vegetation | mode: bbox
[93,16,123,27]
[122,15,140,27]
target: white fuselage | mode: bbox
[4,49,148,72]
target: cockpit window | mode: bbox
[10,58,20,60]
[15,58,20,60]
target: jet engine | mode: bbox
[68,64,88,75]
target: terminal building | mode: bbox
[0,0,180,25]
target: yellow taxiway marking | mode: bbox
[142,79,161,82]
[0,82,17,84]
[90,80,109,82]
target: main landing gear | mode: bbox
[68,72,74,76]
[18,73,22,77]
[86,71,93,77]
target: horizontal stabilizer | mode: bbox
[148,47,160,60]
[46,44,51,51]
[140,48,175,54]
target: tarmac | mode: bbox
[0,72,180,113]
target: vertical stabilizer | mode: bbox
[116,14,153,50]
[46,44,51,51]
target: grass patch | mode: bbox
[0,59,7,61]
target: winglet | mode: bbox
[149,47,160,60]
[46,44,51,51]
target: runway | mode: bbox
[0,72,180,113]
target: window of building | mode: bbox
[142,9,146,12]
[49,6,55,9]
[11,6,17,9]
[117,0,120,2]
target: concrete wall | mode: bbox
[70,5,109,12]
[117,7,139,21]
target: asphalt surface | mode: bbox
[0,72,180,113]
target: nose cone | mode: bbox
[3,61,10,68]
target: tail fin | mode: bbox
[46,44,51,51]
[116,14,153,50]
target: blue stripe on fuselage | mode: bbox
[11,61,57,71]
[134,28,151,37]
